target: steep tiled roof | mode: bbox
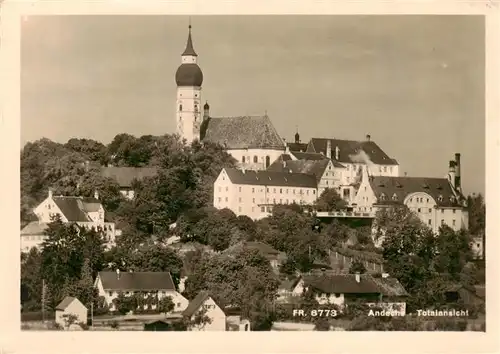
[52,197,93,222]
[307,138,398,165]
[303,274,381,294]
[101,166,158,188]
[291,151,329,161]
[21,222,49,236]
[267,159,342,182]
[202,115,285,150]
[369,176,462,207]
[287,142,309,152]
[56,296,78,311]
[223,168,317,188]
[182,291,222,317]
[97,271,176,291]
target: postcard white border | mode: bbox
[1,1,499,353]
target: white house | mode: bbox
[55,296,88,329]
[292,273,407,313]
[94,270,189,313]
[182,291,227,331]
[213,168,318,220]
[354,153,468,237]
[101,166,158,200]
[28,190,119,250]
[20,222,49,253]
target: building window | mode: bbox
[261,206,265,212]
[273,198,276,204]
[179,104,183,111]
[253,156,258,163]
[226,187,229,192]
[252,198,255,203]
[441,209,444,213]
[218,197,221,203]
[306,190,309,195]
[266,188,269,193]
[428,219,432,225]
[109,292,113,297]
[326,181,329,185]
[313,190,316,195]
[429,208,432,213]
[452,220,456,226]
[273,188,276,193]
[438,195,443,202]
[242,156,246,163]
[383,166,387,172]
[392,193,398,201]
[347,165,350,171]
[252,188,255,193]
[239,186,242,192]
[417,208,421,213]
[265,156,271,168]
[279,188,283,194]
[452,209,456,214]
[239,197,242,203]
[426,198,429,202]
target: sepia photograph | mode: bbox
[18,14,487,333]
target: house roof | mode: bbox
[267,159,342,183]
[101,166,158,188]
[291,151,330,161]
[56,296,79,311]
[370,277,408,297]
[223,168,318,188]
[52,196,99,222]
[286,142,309,152]
[225,241,280,258]
[201,115,285,150]
[369,176,462,207]
[97,271,176,291]
[331,247,384,265]
[21,221,49,236]
[182,291,219,318]
[302,274,382,294]
[307,138,398,165]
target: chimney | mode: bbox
[116,269,121,280]
[335,146,340,160]
[454,153,461,190]
[448,161,456,189]
[48,189,53,199]
[203,101,210,121]
[366,134,371,142]
[355,272,360,283]
[94,190,99,200]
[326,140,332,159]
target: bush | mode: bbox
[21,311,55,322]
[110,320,119,329]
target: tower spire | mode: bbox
[182,20,197,57]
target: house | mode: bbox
[101,166,158,200]
[55,296,88,329]
[355,153,469,237]
[329,247,385,274]
[267,158,345,196]
[224,241,286,271]
[305,135,400,181]
[276,277,303,304]
[213,167,318,220]
[20,222,48,253]
[442,283,485,307]
[94,270,189,313]
[292,273,407,313]
[29,189,119,250]
[182,291,226,331]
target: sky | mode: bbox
[21,15,485,195]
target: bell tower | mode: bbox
[174,24,204,144]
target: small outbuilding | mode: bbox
[55,296,88,329]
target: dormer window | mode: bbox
[450,196,456,203]
[380,193,386,201]
[438,195,443,202]
[392,193,398,201]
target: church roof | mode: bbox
[202,115,285,150]
[307,138,398,166]
[286,142,308,152]
[182,26,198,57]
[223,168,317,188]
[369,176,462,207]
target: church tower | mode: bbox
[175,25,204,144]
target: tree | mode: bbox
[21,248,43,310]
[467,193,485,236]
[183,307,212,330]
[349,260,367,274]
[158,296,175,314]
[315,188,348,211]
[113,292,138,315]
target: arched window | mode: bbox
[242,156,246,163]
[253,156,258,163]
[179,104,183,112]
[265,156,270,168]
